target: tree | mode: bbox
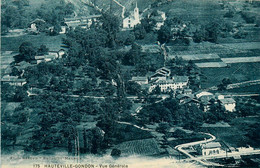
[100,13,120,48]
[126,81,141,95]
[19,42,37,62]
[65,2,75,15]
[134,24,146,40]
[218,78,232,91]
[10,67,22,76]
[157,25,172,44]
[205,22,220,43]
[37,45,49,55]
[140,16,156,33]
[156,122,170,134]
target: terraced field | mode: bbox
[115,138,163,156]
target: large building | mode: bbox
[64,15,101,30]
[122,2,140,29]
[149,76,189,93]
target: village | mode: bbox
[1,0,260,167]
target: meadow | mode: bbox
[1,34,65,52]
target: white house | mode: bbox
[219,98,236,112]
[123,3,140,29]
[200,142,223,156]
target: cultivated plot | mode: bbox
[195,62,227,68]
[170,54,220,61]
[221,57,260,63]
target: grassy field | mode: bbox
[157,0,223,23]
[201,62,260,88]
[1,34,65,52]
[227,84,260,93]
[115,138,163,156]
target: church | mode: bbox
[122,3,140,29]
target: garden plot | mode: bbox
[195,62,227,68]
[115,138,163,156]
[221,56,260,63]
[171,53,220,61]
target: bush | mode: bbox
[241,12,256,24]
[111,148,121,157]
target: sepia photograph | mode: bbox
[1,0,260,167]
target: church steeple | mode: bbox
[134,1,140,23]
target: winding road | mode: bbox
[175,133,224,167]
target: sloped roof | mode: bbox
[202,142,221,149]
